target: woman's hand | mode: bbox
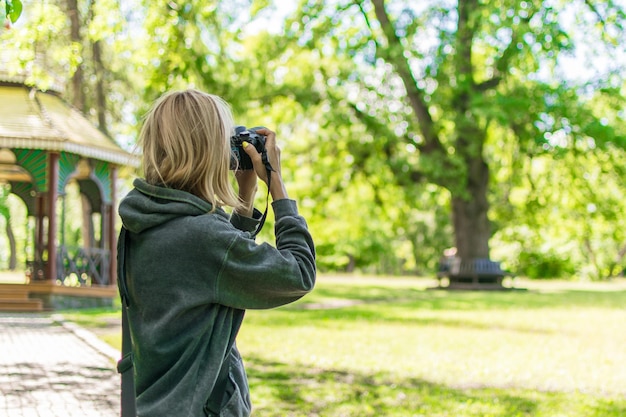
[243,127,288,200]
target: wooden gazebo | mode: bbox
[0,81,137,308]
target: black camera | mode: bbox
[230,126,266,170]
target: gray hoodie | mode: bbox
[118,178,316,416]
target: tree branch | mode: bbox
[456,0,475,82]
[584,0,607,25]
[369,0,443,155]
[484,5,536,91]
[475,77,502,91]
[348,102,425,185]
[354,0,378,48]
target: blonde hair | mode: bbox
[139,89,241,211]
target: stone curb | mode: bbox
[51,313,121,364]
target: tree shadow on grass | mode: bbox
[291,286,626,312]
[257,287,626,336]
[245,355,626,417]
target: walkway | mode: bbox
[0,313,120,417]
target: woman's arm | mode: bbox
[216,199,316,310]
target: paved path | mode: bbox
[0,314,121,417]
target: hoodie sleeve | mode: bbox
[229,208,262,233]
[215,199,316,309]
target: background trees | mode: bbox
[1,0,625,279]
[277,0,626,277]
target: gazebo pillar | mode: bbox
[36,196,45,270]
[108,166,118,286]
[46,152,59,283]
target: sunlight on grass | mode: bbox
[240,306,626,396]
[237,276,626,416]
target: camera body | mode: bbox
[230,126,266,170]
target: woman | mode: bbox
[117,89,316,416]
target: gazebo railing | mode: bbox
[56,246,111,287]
[27,246,112,286]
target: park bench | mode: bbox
[437,257,515,290]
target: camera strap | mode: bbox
[116,227,137,417]
[251,155,274,238]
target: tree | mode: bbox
[0,186,17,270]
[284,0,626,264]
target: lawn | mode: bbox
[63,275,626,417]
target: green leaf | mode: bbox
[7,0,22,23]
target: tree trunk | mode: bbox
[5,216,17,270]
[67,0,85,111]
[81,194,94,249]
[369,0,494,263]
[450,0,489,261]
[89,0,109,136]
[452,156,491,260]
[92,38,109,135]
[346,254,356,273]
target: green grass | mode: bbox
[63,276,626,416]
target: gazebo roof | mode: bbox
[0,82,138,166]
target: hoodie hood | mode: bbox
[118,178,228,234]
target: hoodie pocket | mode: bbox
[204,351,251,417]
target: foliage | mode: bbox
[0,185,29,269]
[2,0,21,24]
[489,141,626,279]
[516,249,576,279]
[1,0,626,279]
[279,0,626,274]
[0,1,80,90]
